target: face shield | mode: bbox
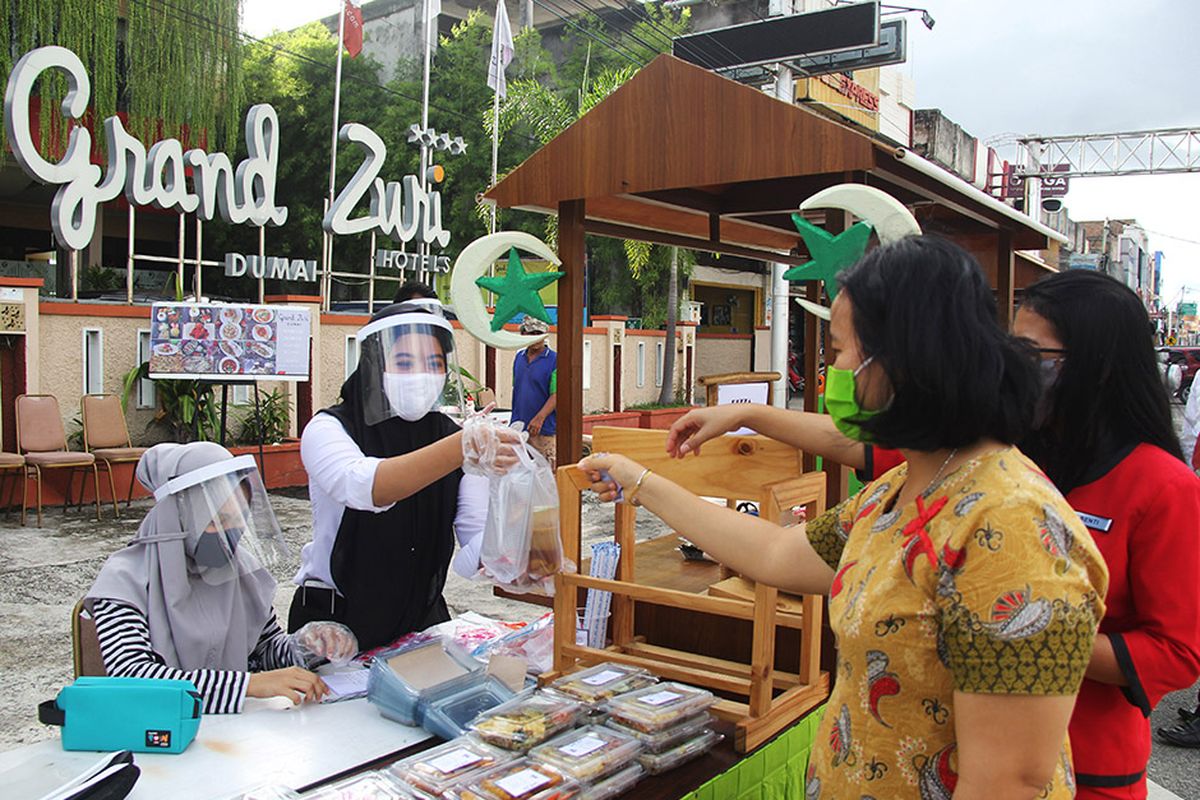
[355,307,466,426]
[154,455,289,586]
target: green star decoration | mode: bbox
[475,247,565,332]
[783,214,874,299]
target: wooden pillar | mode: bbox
[996,230,1015,328]
[557,199,586,466]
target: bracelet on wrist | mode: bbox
[626,467,653,507]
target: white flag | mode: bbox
[487,0,515,99]
[428,0,442,46]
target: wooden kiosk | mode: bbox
[487,53,1064,762]
[550,426,828,753]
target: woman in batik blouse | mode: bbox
[581,236,1109,800]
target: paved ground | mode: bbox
[1,481,1196,798]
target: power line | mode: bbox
[565,0,680,64]
[620,1,737,71]
[532,0,646,67]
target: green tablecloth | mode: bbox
[679,705,825,800]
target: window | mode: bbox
[136,330,156,409]
[231,384,252,406]
[655,342,665,387]
[582,340,592,391]
[345,335,360,380]
[83,329,103,395]
[636,341,646,388]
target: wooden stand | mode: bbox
[549,426,829,753]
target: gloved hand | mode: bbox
[463,409,525,477]
[290,621,359,668]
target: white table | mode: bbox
[0,697,433,800]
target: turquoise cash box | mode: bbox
[39,677,203,754]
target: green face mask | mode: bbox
[825,356,882,442]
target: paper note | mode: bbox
[427,747,483,775]
[559,734,606,758]
[580,669,623,686]
[637,690,683,707]
[320,669,369,702]
[494,768,552,796]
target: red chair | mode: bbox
[16,394,101,527]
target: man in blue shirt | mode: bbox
[512,316,557,467]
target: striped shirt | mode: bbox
[91,598,297,714]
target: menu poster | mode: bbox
[148,302,311,380]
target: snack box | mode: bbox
[300,771,415,799]
[422,677,517,741]
[635,730,722,776]
[446,759,581,800]
[603,682,715,733]
[527,725,643,783]
[387,737,515,797]
[468,691,584,751]
[604,711,715,754]
[545,663,657,706]
[368,637,482,727]
[579,763,644,800]
[236,787,300,800]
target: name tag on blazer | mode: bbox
[1077,511,1113,532]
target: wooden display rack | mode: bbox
[548,426,830,753]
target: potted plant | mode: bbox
[626,399,695,430]
[581,409,642,435]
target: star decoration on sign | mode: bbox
[475,247,565,331]
[783,214,873,299]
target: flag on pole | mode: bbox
[428,0,442,46]
[487,0,514,99]
[343,0,364,58]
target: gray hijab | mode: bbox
[86,443,278,672]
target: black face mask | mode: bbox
[193,529,243,568]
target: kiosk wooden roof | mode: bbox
[485,54,1062,466]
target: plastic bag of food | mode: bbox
[478,441,567,595]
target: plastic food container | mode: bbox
[604,682,715,732]
[604,711,715,754]
[468,692,584,751]
[579,763,644,800]
[546,663,657,706]
[300,771,414,799]
[236,787,300,800]
[422,678,517,741]
[527,725,643,782]
[387,737,515,797]
[635,729,722,776]
[448,759,581,800]
[367,637,482,726]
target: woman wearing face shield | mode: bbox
[292,301,506,651]
[85,443,334,712]
[584,237,1109,799]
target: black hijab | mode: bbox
[321,306,462,650]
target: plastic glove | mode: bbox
[463,410,525,477]
[290,621,359,668]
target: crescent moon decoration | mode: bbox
[800,184,922,246]
[786,184,922,319]
[450,232,562,350]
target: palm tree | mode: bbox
[494,57,693,405]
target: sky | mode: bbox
[241,0,1200,302]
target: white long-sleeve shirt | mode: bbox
[293,412,487,593]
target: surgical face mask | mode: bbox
[193,529,243,568]
[825,356,883,443]
[1033,357,1064,429]
[384,372,447,421]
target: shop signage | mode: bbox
[224,253,318,282]
[818,72,879,112]
[4,46,287,251]
[322,122,451,247]
[4,45,455,277]
[375,250,452,274]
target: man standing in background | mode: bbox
[512,316,556,468]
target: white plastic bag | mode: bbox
[478,441,566,594]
